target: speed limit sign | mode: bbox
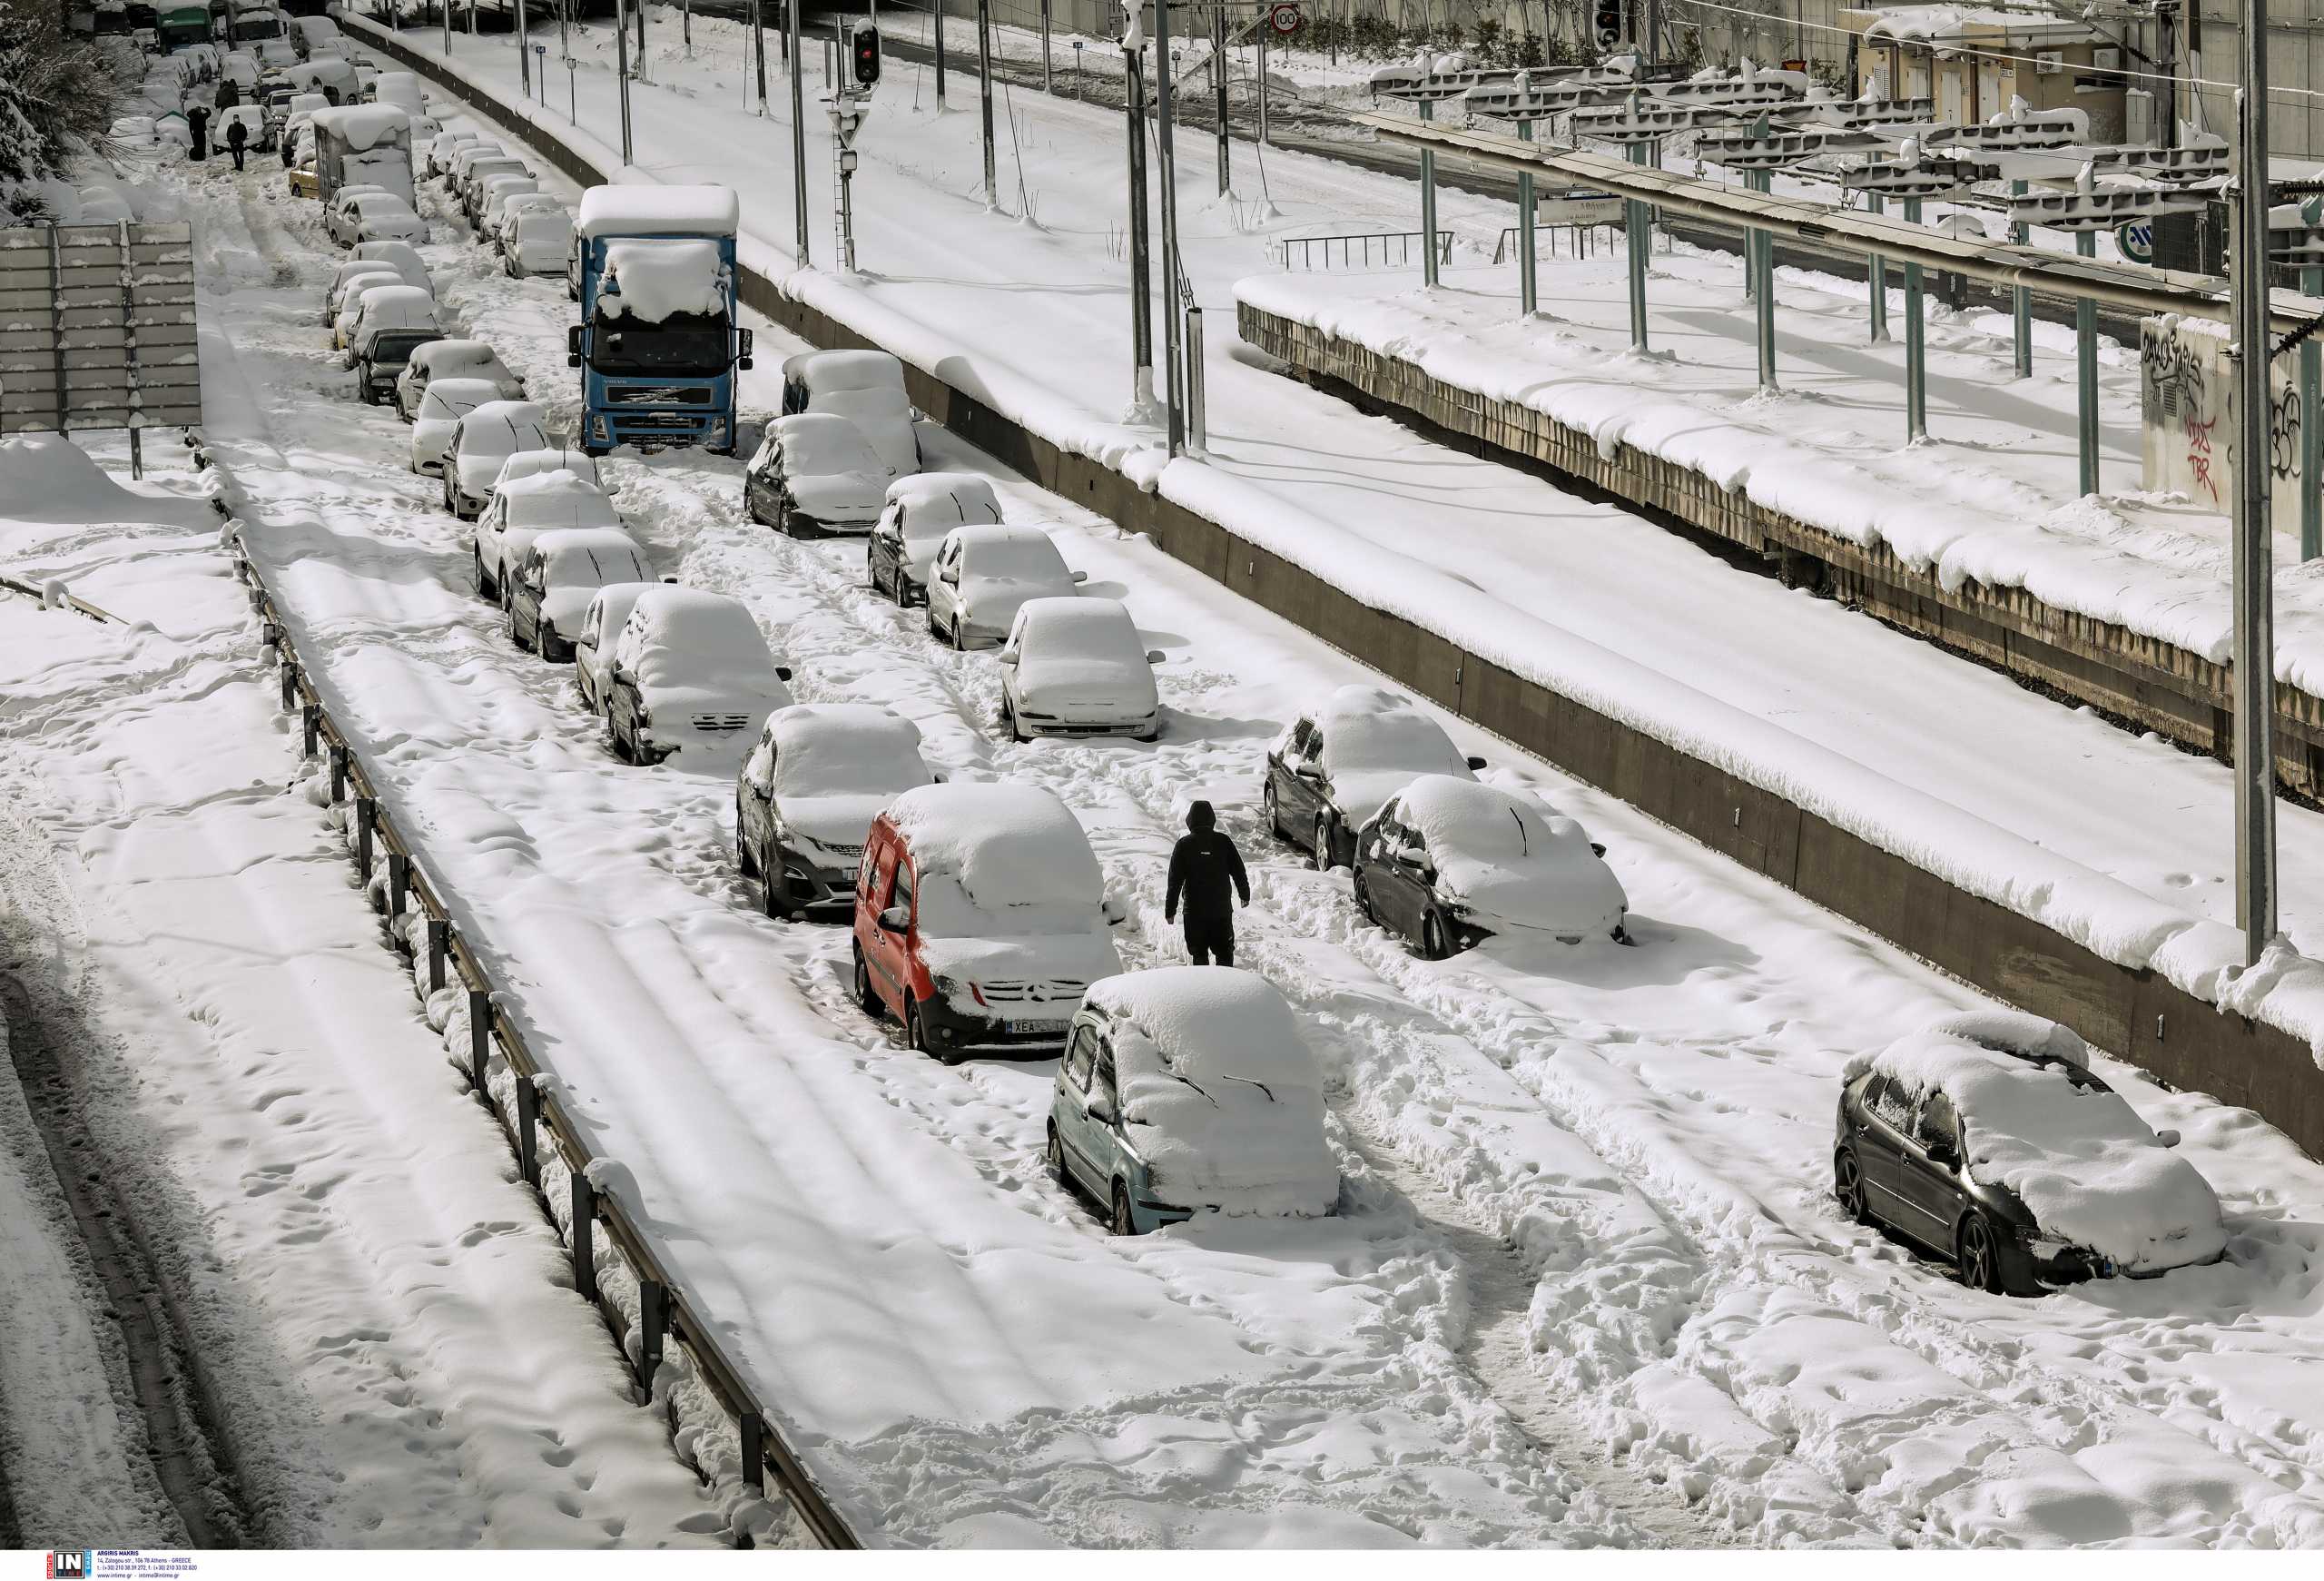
[1268,2,1302,34]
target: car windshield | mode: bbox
[774,732,927,798]
[969,537,1067,580]
[590,311,729,378]
[546,540,646,586]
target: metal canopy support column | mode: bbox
[2231,12,2279,965]
[1749,168,1775,391]
[789,0,808,262]
[977,0,997,208]
[2076,230,2099,494]
[1420,102,1439,288]
[2010,179,2033,378]
[2304,262,2321,562]
[1213,3,1228,195]
[1156,0,1184,455]
[1903,197,1925,441]
[1126,44,1155,417]
[1866,192,1887,342]
[1517,118,1537,318]
[1625,142,1649,352]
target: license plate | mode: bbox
[1007,1018,1069,1036]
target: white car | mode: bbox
[428,129,487,179]
[491,192,563,254]
[346,297,443,406]
[574,581,658,716]
[1050,967,1338,1233]
[999,598,1164,743]
[330,192,424,248]
[408,376,502,477]
[333,274,428,351]
[780,347,906,415]
[477,173,538,235]
[925,522,1086,651]
[742,413,891,538]
[458,156,531,224]
[734,703,937,918]
[471,469,622,603]
[1264,685,1487,871]
[350,237,429,291]
[1353,776,1628,954]
[324,260,402,333]
[446,139,506,190]
[867,473,1002,607]
[493,447,611,496]
[604,588,797,766]
[396,340,522,420]
[501,204,573,277]
[442,399,551,521]
[811,383,919,478]
[339,282,437,369]
[216,104,268,153]
[507,528,653,661]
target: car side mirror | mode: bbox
[2156,1128,2181,1150]
[566,324,583,368]
[1590,842,1607,858]
[940,569,959,585]
[931,771,947,784]
[877,904,909,934]
[1100,893,1128,925]
[1466,756,1488,771]
[1146,649,1166,665]
[1086,1089,1116,1124]
[1293,761,1322,781]
[997,651,1019,666]
[776,666,793,681]
[1070,570,1089,584]
[1925,1137,1958,1167]
[1394,848,1429,875]
[662,576,679,584]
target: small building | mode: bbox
[1839,5,2131,143]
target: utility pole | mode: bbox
[1125,32,1155,419]
[790,0,808,262]
[935,0,947,105]
[2230,0,2278,964]
[1040,0,1052,94]
[556,0,566,58]
[976,0,996,207]
[439,0,448,60]
[1213,3,1228,195]
[1156,0,1184,455]
[2156,0,2177,150]
[613,0,633,163]
[517,0,529,98]
[1256,28,1268,146]
[750,0,767,113]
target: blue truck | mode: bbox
[568,184,753,456]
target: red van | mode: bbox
[851,783,1124,1063]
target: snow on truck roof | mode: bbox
[884,783,1101,911]
[597,238,725,322]
[307,104,408,149]
[576,184,740,239]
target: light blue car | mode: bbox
[1045,966,1339,1236]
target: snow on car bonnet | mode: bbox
[597,239,726,323]
[576,183,740,238]
[1850,1028,2227,1273]
[1086,967,1338,1217]
[1317,686,1467,775]
[886,783,1100,914]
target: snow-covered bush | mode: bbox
[0,0,131,221]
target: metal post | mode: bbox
[2076,230,2099,493]
[301,702,320,756]
[636,1278,667,1385]
[739,1413,766,1492]
[934,0,947,105]
[1866,191,1887,342]
[790,0,808,262]
[571,1172,598,1302]
[1213,4,1227,197]
[1126,44,1155,417]
[2305,262,2321,562]
[355,797,375,882]
[2010,179,2033,378]
[467,988,491,1092]
[556,0,566,57]
[128,425,143,480]
[977,0,996,208]
[1256,31,1267,145]
[750,0,767,113]
[515,1073,539,1187]
[1419,101,1438,288]
[1185,305,1206,454]
[1517,118,1537,318]
[1040,0,1050,94]
[517,0,529,97]
[1157,0,1184,455]
[387,852,409,923]
[1625,142,1649,352]
[2231,15,2279,965]
[682,0,691,55]
[426,916,448,994]
[1904,196,1925,441]
[440,0,448,59]
[279,654,297,714]
[613,0,633,165]
[1751,169,1776,391]
[328,745,347,804]
[567,57,576,121]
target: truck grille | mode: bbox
[976,979,1087,1004]
[610,386,713,406]
[691,713,751,733]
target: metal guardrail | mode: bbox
[1492,223,1617,263]
[1273,230,1452,272]
[211,492,860,1551]
[0,571,119,622]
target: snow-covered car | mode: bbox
[490,193,561,255]
[1352,776,1626,956]
[742,413,891,538]
[1263,685,1486,871]
[999,598,1164,743]
[215,103,268,152]
[1049,967,1338,1235]
[500,204,573,277]
[428,129,487,179]
[153,112,192,153]
[407,376,501,477]
[811,383,920,478]
[925,523,1086,651]
[395,339,522,421]
[346,296,443,405]
[350,237,428,291]
[446,139,506,192]
[441,399,550,520]
[604,588,796,766]
[476,172,538,234]
[328,263,403,342]
[507,527,652,662]
[492,447,608,497]
[458,156,530,224]
[851,782,1123,1062]
[276,91,328,162]
[735,703,938,919]
[332,192,424,248]
[1836,1013,2228,1294]
[220,53,260,91]
[780,347,906,415]
[867,472,1001,607]
[109,114,157,145]
[75,185,133,223]
[573,581,657,717]
[470,469,622,602]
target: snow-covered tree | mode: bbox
[0,0,127,220]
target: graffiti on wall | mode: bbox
[2140,318,2310,530]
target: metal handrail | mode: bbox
[1274,230,1453,272]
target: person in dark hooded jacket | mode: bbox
[1164,800,1249,967]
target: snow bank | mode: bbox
[0,434,211,529]
[576,183,740,239]
[597,239,725,323]
[1088,967,1339,1217]
[1848,1028,2228,1272]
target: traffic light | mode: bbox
[1592,0,1626,51]
[850,19,880,87]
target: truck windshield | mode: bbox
[589,311,730,379]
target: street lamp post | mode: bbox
[790,0,809,262]
[613,0,634,163]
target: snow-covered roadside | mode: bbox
[0,411,720,1537]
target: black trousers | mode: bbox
[229,146,245,171]
[1183,913,1235,967]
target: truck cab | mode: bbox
[568,184,753,457]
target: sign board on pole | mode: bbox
[1535,191,1625,225]
[0,222,201,436]
[1268,3,1300,35]
[2117,217,2155,265]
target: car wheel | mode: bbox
[852,943,882,1016]
[1352,867,1374,924]
[609,710,635,764]
[1835,1150,1870,1226]
[734,810,757,876]
[473,549,492,600]
[1263,780,1281,838]
[1005,696,1028,744]
[1421,911,1452,961]
[1111,1182,1137,1238]
[951,616,968,653]
[1312,814,1336,871]
[508,606,528,652]
[907,1001,956,1065]
[1045,1124,1067,1187]
[762,846,796,920]
[1956,1210,2004,1294]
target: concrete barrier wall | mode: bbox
[353,20,2324,1158]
